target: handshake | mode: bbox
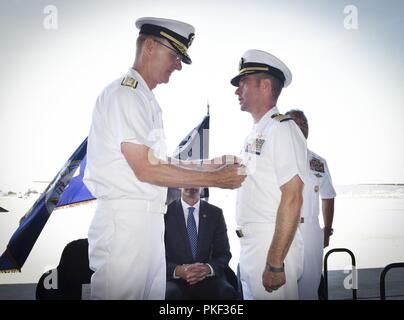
[207,155,247,189]
[146,149,246,190]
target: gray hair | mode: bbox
[135,34,161,59]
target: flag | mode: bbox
[0,114,210,272]
[172,115,210,161]
[55,114,210,209]
[56,114,210,209]
[0,138,88,272]
[167,114,210,204]
[56,155,95,209]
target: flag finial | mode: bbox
[207,101,210,116]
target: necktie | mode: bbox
[187,207,197,259]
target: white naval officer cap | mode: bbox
[231,49,292,88]
[135,17,195,64]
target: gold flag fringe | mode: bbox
[54,199,96,211]
[0,268,21,274]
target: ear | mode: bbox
[143,37,155,56]
[260,77,272,91]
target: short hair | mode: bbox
[254,73,283,103]
[135,34,161,59]
[285,109,307,123]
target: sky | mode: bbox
[0,0,404,192]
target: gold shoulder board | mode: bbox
[273,114,293,122]
[121,76,138,89]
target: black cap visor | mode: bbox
[140,24,192,64]
[231,63,285,87]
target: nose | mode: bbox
[235,86,241,96]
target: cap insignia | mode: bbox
[188,33,195,47]
[239,57,244,71]
[160,31,188,55]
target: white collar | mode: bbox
[254,106,279,131]
[181,198,201,213]
[127,68,155,100]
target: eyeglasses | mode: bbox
[154,39,182,62]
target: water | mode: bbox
[327,193,404,270]
[1,185,404,284]
[223,185,404,274]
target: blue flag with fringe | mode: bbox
[0,138,88,272]
[0,114,210,272]
[56,155,94,209]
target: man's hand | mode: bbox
[262,268,286,293]
[174,264,190,279]
[323,227,333,248]
[214,164,246,189]
[175,263,212,285]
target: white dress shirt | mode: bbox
[173,199,214,278]
[84,68,168,213]
[181,198,200,232]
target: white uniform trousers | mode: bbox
[297,221,324,300]
[239,223,304,300]
[88,199,166,300]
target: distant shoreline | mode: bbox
[2,184,404,201]
[358,183,404,186]
[1,183,404,194]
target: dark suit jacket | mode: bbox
[165,199,232,280]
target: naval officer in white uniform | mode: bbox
[231,50,307,299]
[286,109,336,300]
[84,17,245,300]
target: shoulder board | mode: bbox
[272,114,293,122]
[121,76,138,89]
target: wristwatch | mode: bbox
[265,262,285,273]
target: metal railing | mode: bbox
[323,248,357,300]
[380,262,404,300]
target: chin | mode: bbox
[157,74,170,85]
[158,76,168,84]
[165,71,173,82]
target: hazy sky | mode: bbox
[1,0,404,192]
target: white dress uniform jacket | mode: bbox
[236,107,307,300]
[298,150,336,299]
[84,68,168,299]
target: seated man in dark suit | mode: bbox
[165,187,238,300]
